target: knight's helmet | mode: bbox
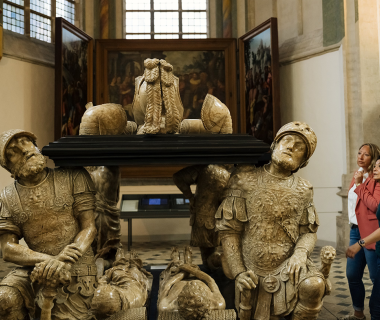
[79,102,132,135]
[0,129,37,172]
[272,121,317,169]
[201,94,233,134]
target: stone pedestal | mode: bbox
[336,173,353,253]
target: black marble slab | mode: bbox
[42,134,270,167]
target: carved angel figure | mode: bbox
[215,122,329,320]
[0,129,97,320]
[158,246,226,320]
[91,248,151,319]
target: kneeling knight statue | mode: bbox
[216,121,328,320]
[0,129,97,320]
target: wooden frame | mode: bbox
[55,17,93,140]
[239,18,280,144]
[96,39,237,178]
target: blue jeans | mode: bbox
[346,227,379,311]
[370,258,380,320]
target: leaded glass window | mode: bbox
[125,0,208,39]
[2,0,76,43]
[3,2,24,35]
[56,0,75,24]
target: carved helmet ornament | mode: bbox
[79,102,137,135]
[132,58,184,134]
[132,58,234,135]
[271,121,317,169]
[0,129,38,172]
[201,94,233,134]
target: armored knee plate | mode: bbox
[292,302,322,320]
[0,286,28,320]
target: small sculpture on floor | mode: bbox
[91,248,152,320]
[173,165,232,268]
[0,129,97,320]
[215,122,332,320]
[157,246,227,319]
[319,245,336,295]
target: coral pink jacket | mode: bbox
[350,176,380,250]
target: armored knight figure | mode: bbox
[79,103,134,271]
[173,164,232,267]
[0,129,97,320]
[215,122,327,320]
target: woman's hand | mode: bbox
[354,170,364,185]
[346,243,362,259]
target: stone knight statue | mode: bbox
[0,129,97,320]
[215,122,327,320]
[173,164,232,268]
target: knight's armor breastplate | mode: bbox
[242,167,308,272]
[8,169,79,256]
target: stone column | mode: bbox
[100,0,109,39]
[223,0,232,38]
[336,0,380,252]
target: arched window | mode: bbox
[125,0,208,39]
[2,0,75,43]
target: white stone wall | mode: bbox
[280,49,346,247]
[0,57,55,191]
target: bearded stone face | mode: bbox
[5,136,46,180]
[271,134,307,172]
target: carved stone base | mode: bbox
[157,309,236,320]
[336,173,353,253]
[106,307,147,320]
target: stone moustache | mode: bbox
[0,129,97,320]
[215,121,334,320]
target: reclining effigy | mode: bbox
[157,246,236,320]
[91,248,152,319]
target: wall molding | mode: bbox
[279,28,341,66]
[3,30,54,68]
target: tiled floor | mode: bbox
[0,242,372,319]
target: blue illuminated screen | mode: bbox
[142,198,168,206]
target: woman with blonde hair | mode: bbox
[341,143,380,320]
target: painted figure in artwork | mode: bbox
[216,122,331,320]
[0,129,97,320]
[173,164,232,268]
